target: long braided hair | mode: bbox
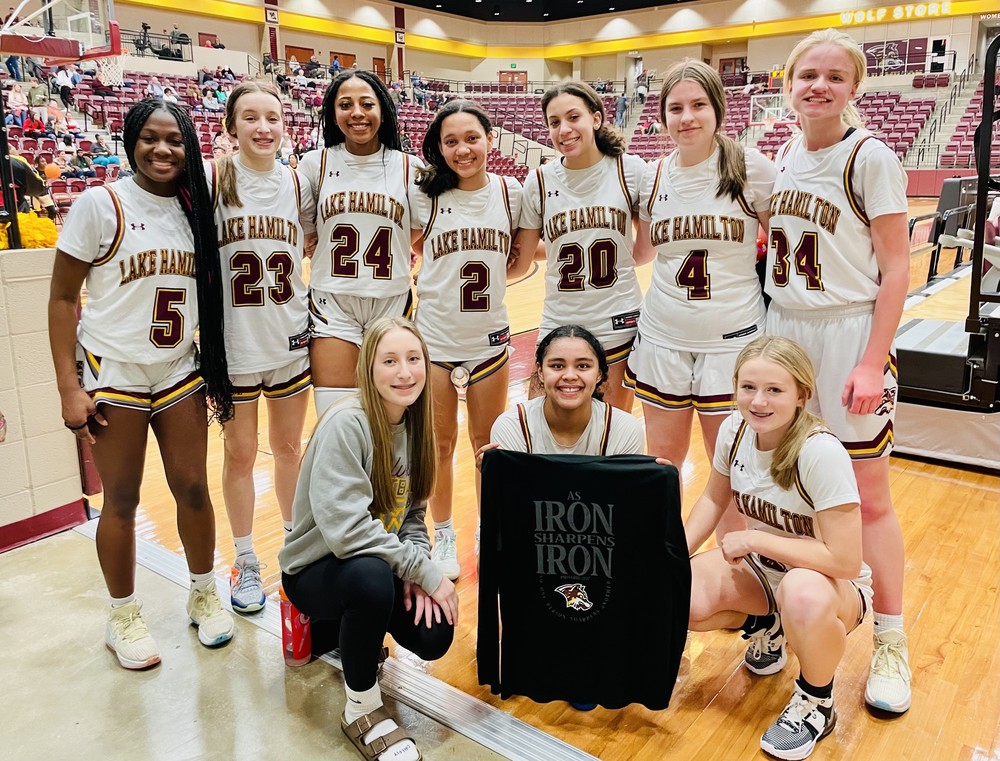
[123,98,234,423]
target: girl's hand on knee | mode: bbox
[403,580,431,626]
[475,442,500,472]
[430,577,459,627]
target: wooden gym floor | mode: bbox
[79,199,1000,760]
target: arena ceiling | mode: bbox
[404,0,695,24]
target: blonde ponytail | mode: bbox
[217,154,241,208]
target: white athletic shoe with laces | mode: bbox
[431,530,460,581]
[187,584,235,647]
[105,601,161,670]
[760,684,836,760]
[865,628,912,713]
[230,553,266,613]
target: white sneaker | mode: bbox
[760,684,836,760]
[431,530,460,581]
[187,584,235,647]
[230,553,266,614]
[105,601,161,670]
[865,628,912,713]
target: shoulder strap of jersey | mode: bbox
[844,135,874,226]
[728,418,748,466]
[316,148,329,197]
[92,184,125,266]
[776,136,799,164]
[598,401,613,456]
[402,151,411,187]
[423,194,438,239]
[646,158,665,217]
[498,174,514,232]
[516,403,532,453]
[616,154,631,207]
[289,163,304,214]
[536,167,546,222]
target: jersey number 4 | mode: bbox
[557,239,617,291]
[675,249,711,300]
[330,224,392,279]
[231,251,295,306]
[770,229,823,290]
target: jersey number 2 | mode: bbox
[460,261,490,312]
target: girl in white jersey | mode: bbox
[297,70,420,417]
[213,82,314,614]
[279,317,457,761]
[411,100,522,580]
[686,336,872,761]
[628,60,774,501]
[510,81,654,411]
[766,29,912,714]
[49,99,236,670]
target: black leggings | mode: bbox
[282,555,453,691]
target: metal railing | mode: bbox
[120,26,192,62]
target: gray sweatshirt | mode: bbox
[278,397,443,594]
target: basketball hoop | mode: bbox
[96,49,128,87]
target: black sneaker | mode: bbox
[760,685,836,760]
[743,612,787,675]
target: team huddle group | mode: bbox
[48,26,913,761]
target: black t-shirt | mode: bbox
[478,450,690,710]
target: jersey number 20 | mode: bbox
[557,239,617,291]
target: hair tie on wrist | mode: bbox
[64,419,89,431]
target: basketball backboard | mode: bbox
[0,0,119,63]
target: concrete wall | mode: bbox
[0,249,84,540]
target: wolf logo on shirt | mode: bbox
[555,583,594,611]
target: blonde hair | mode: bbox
[659,59,747,201]
[733,336,824,490]
[217,81,284,208]
[784,28,867,129]
[356,317,437,523]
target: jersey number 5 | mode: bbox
[557,239,617,291]
[231,251,295,306]
[330,224,392,280]
[770,228,823,290]
[150,287,185,348]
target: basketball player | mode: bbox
[213,82,314,614]
[686,336,872,760]
[297,70,420,416]
[411,100,522,580]
[627,60,774,507]
[479,323,645,711]
[765,29,911,713]
[48,99,235,669]
[510,81,653,411]
[280,318,456,761]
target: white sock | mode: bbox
[344,683,419,761]
[283,519,293,533]
[190,570,215,592]
[110,593,135,608]
[434,518,454,536]
[233,533,254,558]
[873,612,905,636]
[313,387,354,417]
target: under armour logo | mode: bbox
[657,194,669,202]
[780,166,786,173]
[547,190,559,197]
[328,170,340,178]
[130,223,145,230]
[733,459,745,472]
[439,207,453,214]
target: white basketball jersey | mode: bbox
[714,412,860,549]
[639,147,772,351]
[412,174,521,361]
[213,157,311,374]
[57,177,198,364]
[766,130,908,310]
[298,145,417,298]
[521,154,645,335]
[490,397,644,456]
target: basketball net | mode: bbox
[96,50,128,87]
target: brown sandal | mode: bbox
[341,706,421,761]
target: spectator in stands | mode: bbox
[287,55,299,74]
[330,55,341,77]
[163,86,178,104]
[54,65,75,110]
[69,150,97,178]
[70,65,82,86]
[185,81,200,99]
[5,53,20,81]
[400,130,412,152]
[6,83,28,126]
[275,72,291,96]
[11,151,57,218]
[278,133,293,161]
[414,82,428,108]
[169,23,189,52]
[643,118,661,134]
[211,37,225,49]
[614,92,628,129]
[91,134,121,165]
[635,72,649,104]
[213,131,233,155]
[217,84,230,105]
[286,153,298,169]
[262,53,275,75]
[145,77,165,98]
[221,67,236,82]
[199,67,217,87]
[91,72,116,98]
[303,52,321,77]
[202,89,223,112]
[33,153,51,176]
[60,135,78,160]
[27,76,48,118]
[22,112,46,137]
[594,78,608,93]
[388,81,402,111]
[293,69,309,87]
